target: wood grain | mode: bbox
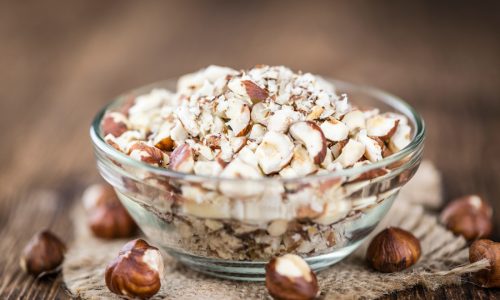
[0,1,499,299]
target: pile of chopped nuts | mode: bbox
[103,65,411,179]
[100,65,415,260]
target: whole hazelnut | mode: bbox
[469,239,500,288]
[366,227,421,273]
[265,254,319,300]
[20,230,66,276]
[83,184,137,239]
[105,239,164,299]
[440,195,493,240]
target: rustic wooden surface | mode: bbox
[0,1,499,299]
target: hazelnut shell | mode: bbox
[88,203,137,239]
[86,185,137,239]
[20,230,66,276]
[366,227,421,273]
[469,239,500,288]
[440,195,493,240]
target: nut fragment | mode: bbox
[342,110,365,132]
[177,65,237,93]
[265,254,319,300]
[388,123,411,152]
[289,145,318,176]
[267,220,289,237]
[306,105,324,121]
[357,129,383,162]
[267,106,301,133]
[314,200,352,225]
[469,239,500,288]
[170,120,189,142]
[153,120,176,151]
[366,115,398,138]
[251,102,271,125]
[289,121,327,164]
[193,160,224,177]
[334,139,365,167]
[237,145,259,168]
[242,80,269,103]
[182,190,232,219]
[366,227,421,273]
[83,184,137,239]
[154,136,175,151]
[20,230,66,276]
[226,99,251,136]
[176,105,200,136]
[219,158,264,197]
[102,112,129,137]
[105,239,164,299]
[129,142,169,167]
[229,136,247,153]
[320,118,348,142]
[330,140,347,159]
[440,195,493,240]
[204,133,222,149]
[256,131,294,174]
[248,123,266,143]
[169,143,194,173]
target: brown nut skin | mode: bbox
[88,203,137,239]
[242,80,268,103]
[105,239,164,299]
[366,227,421,273]
[440,195,493,240]
[102,113,128,137]
[265,254,319,300]
[469,239,500,288]
[129,142,167,166]
[84,184,137,239]
[155,136,175,151]
[20,230,66,276]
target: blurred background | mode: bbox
[0,1,499,229]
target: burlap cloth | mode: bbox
[63,161,489,299]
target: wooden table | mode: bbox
[1,1,499,298]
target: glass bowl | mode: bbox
[90,79,425,281]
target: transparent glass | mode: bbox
[90,79,425,281]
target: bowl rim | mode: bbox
[90,78,425,184]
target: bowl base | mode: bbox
[166,240,364,281]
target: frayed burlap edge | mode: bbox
[63,161,488,299]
